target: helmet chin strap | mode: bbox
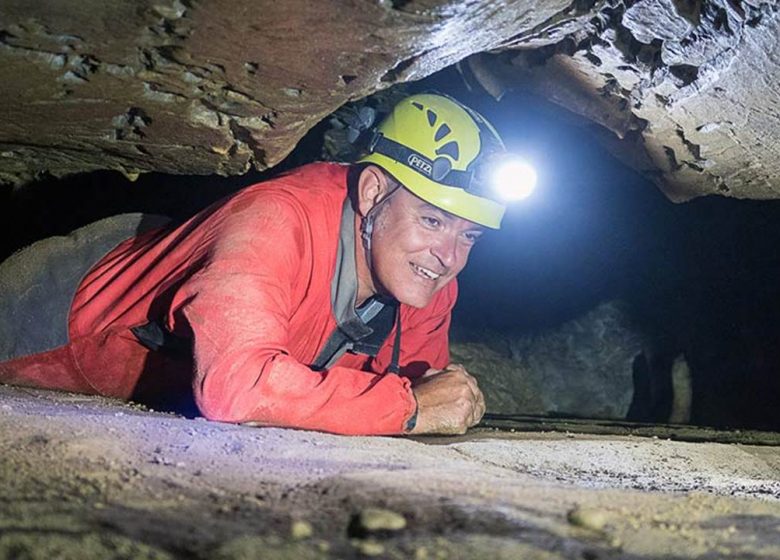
[360,206,376,256]
[359,183,400,281]
[358,185,404,377]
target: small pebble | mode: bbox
[291,519,313,540]
[356,507,406,532]
[353,539,385,556]
[567,506,609,531]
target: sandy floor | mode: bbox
[1,384,779,559]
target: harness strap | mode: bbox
[387,309,402,374]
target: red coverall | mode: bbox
[0,163,456,435]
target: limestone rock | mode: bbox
[2,0,780,211]
[465,1,780,202]
[0,0,573,186]
[453,300,646,419]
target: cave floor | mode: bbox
[1,385,779,560]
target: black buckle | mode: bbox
[368,131,382,153]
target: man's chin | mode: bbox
[398,297,430,309]
[392,285,440,309]
[380,273,450,308]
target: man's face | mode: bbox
[369,187,485,308]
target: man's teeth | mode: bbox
[412,263,440,280]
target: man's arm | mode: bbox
[171,194,416,435]
[372,282,486,435]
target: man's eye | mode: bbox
[463,232,482,244]
[421,216,441,228]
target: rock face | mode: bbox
[0,0,573,186]
[452,301,649,419]
[3,1,779,204]
[467,1,780,201]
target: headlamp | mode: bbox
[468,153,537,202]
[490,157,537,201]
[368,132,537,203]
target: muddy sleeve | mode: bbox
[171,194,416,435]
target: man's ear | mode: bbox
[356,165,392,217]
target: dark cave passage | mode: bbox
[3,67,780,432]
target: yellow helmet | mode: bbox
[359,93,507,229]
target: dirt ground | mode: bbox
[1,385,779,560]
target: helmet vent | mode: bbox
[434,123,451,142]
[358,92,506,228]
[435,141,459,161]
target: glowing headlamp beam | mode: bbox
[492,159,537,201]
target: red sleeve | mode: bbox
[171,193,416,435]
[370,280,457,379]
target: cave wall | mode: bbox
[3,1,780,203]
[0,0,575,186]
[468,0,780,201]
[3,1,780,430]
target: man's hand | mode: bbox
[408,364,485,435]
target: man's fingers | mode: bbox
[463,372,481,402]
[469,392,485,427]
[411,364,488,434]
[444,363,467,375]
[448,365,482,427]
[469,385,486,427]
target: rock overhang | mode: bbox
[1,0,778,202]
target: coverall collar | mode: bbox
[309,197,401,372]
[332,198,390,339]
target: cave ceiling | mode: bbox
[0,0,778,202]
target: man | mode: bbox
[0,93,509,435]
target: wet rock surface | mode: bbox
[0,0,571,186]
[3,1,779,203]
[1,384,779,559]
[467,1,780,201]
[452,300,647,420]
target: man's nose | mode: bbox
[430,233,458,269]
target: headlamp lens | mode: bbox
[491,157,537,201]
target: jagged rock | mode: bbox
[464,1,780,202]
[3,1,780,204]
[450,342,547,416]
[453,300,647,419]
[0,0,575,186]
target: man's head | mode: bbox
[355,165,484,308]
[359,93,508,229]
[353,93,507,308]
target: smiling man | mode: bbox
[0,93,513,435]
